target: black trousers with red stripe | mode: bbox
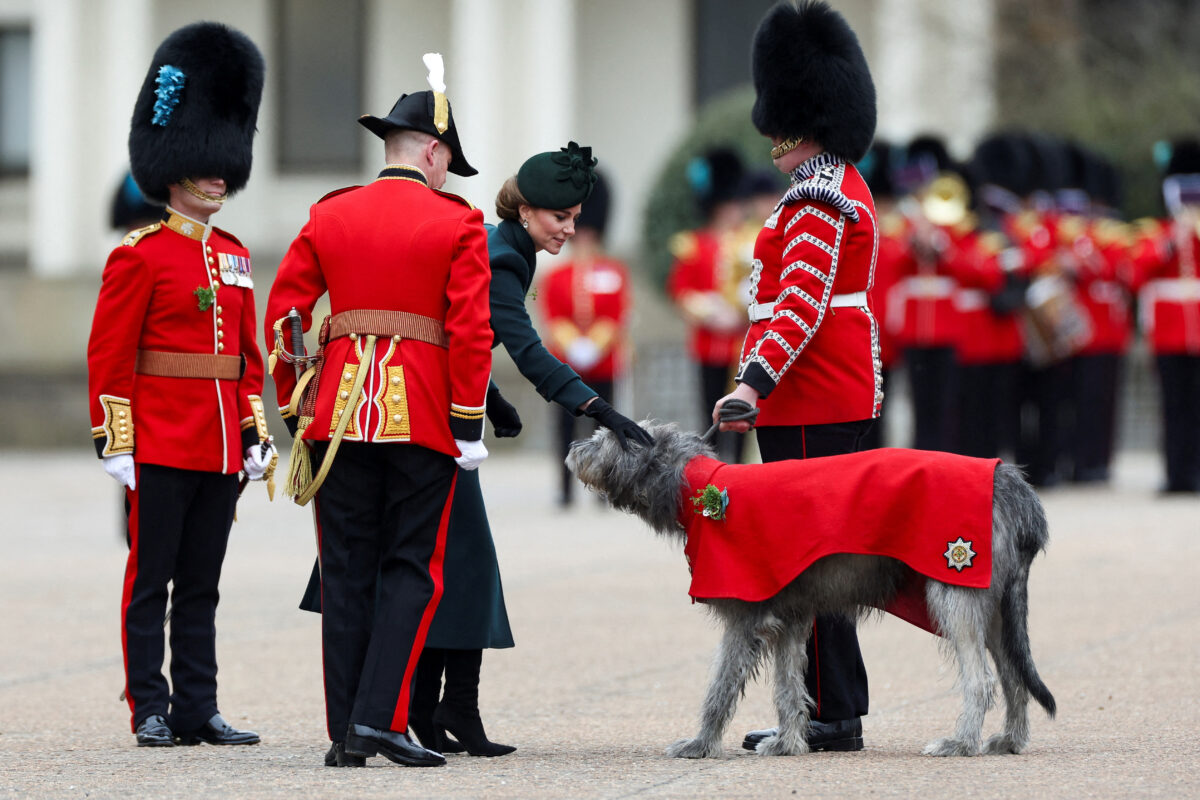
[756,421,872,722]
[122,464,237,732]
[313,441,457,739]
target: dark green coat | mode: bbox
[485,219,596,410]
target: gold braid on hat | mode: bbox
[770,136,805,161]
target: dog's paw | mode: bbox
[922,737,980,757]
[982,733,1026,755]
[755,733,809,756]
[666,737,723,759]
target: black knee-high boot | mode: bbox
[408,648,465,754]
[432,648,515,757]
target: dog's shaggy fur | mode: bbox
[566,422,1056,758]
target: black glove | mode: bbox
[989,272,1028,315]
[582,396,654,450]
[486,381,522,438]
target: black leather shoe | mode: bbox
[174,713,260,746]
[135,714,174,747]
[324,742,365,767]
[742,718,864,752]
[344,724,445,767]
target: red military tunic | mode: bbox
[870,210,908,371]
[265,166,492,455]
[680,450,1000,633]
[1131,219,1200,356]
[538,255,631,382]
[1072,218,1133,357]
[886,218,970,351]
[953,231,1024,366]
[667,228,749,367]
[737,153,882,425]
[88,209,266,473]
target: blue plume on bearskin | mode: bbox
[151,65,186,127]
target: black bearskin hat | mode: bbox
[129,22,265,204]
[750,0,876,162]
[576,169,611,238]
[687,147,745,218]
[857,140,895,199]
[970,132,1034,198]
[1165,138,1200,178]
[110,171,163,231]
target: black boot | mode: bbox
[408,648,466,754]
[432,649,515,757]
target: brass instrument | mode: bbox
[920,172,971,227]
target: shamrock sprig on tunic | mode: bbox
[691,483,729,521]
[194,285,216,312]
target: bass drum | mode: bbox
[1020,273,1092,366]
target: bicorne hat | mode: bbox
[516,141,597,210]
[750,0,876,163]
[128,22,264,204]
[358,53,477,177]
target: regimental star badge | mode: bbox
[944,537,976,571]
[181,221,196,236]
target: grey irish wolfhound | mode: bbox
[565,421,1056,758]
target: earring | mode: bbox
[521,218,529,229]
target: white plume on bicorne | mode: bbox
[423,52,446,93]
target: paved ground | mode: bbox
[1,447,1198,799]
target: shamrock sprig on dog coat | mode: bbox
[692,483,729,521]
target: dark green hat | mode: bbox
[516,141,597,209]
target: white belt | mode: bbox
[1140,277,1200,302]
[901,275,956,298]
[954,289,989,311]
[748,290,868,322]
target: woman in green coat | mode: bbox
[409,142,652,757]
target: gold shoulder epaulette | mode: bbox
[880,212,907,239]
[977,231,1008,255]
[668,231,698,260]
[432,188,475,210]
[212,226,244,247]
[122,222,161,247]
[1092,219,1131,248]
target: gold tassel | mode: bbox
[264,451,279,502]
[284,431,313,501]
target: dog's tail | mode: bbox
[995,464,1057,718]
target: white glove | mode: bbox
[103,454,136,490]
[565,337,602,371]
[454,439,488,471]
[243,442,277,480]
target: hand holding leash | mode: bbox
[706,395,760,442]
